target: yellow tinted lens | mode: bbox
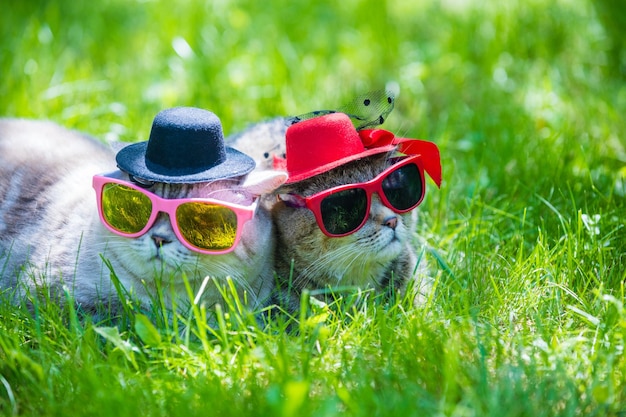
[101,183,152,233]
[176,203,238,250]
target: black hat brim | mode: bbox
[116,141,255,183]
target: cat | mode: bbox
[272,153,430,313]
[0,118,286,317]
[228,117,288,171]
[228,116,434,314]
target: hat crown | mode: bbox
[145,107,226,176]
[286,113,367,178]
[115,107,255,183]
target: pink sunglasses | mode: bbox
[93,175,256,254]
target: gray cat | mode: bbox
[229,112,441,313]
[0,111,286,316]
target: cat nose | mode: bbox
[151,234,172,248]
[371,194,398,230]
[383,215,398,230]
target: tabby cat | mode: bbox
[0,117,285,315]
[229,110,438,314]
[272,153,429,313]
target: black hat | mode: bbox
[116,107,255,183]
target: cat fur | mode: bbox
[0,118,286,315]
[228,118,431,313]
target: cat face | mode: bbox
[273,153,417,290]
[97,170,286,308]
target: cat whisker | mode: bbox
[193,262,259,305]
[294,243,364,288]
[194,260,252,292]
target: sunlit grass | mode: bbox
[1,0,625,415]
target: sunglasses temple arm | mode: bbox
[394,138,442,188]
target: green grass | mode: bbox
[1,0,626,415]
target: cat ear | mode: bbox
[240,170,288,196]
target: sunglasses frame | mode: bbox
[92,175,257,254]
[278,154,426,237]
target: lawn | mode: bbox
[1,0,625,416]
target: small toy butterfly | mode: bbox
[288,89,396,130]
[230,90,397,170]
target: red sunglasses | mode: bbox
[277,155,425,237]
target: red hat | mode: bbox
[279,112,396,184]
[274,112,442,187]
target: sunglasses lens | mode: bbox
[382,163,423,211]
[176,203,238,250]
[101,183,152,234]
[320,188,368,235]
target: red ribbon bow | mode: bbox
[359,129,442,187]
